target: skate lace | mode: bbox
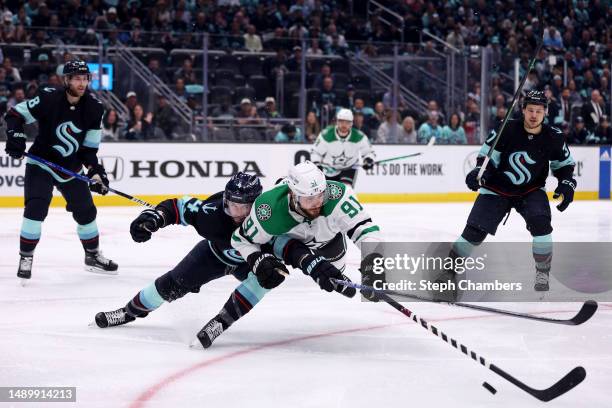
[535,271,549,285]
[20,257,33,270]
[94,252,111,265]
[106,309,128,326]
[204,319,224,340]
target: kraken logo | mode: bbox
[504,151,536,185]
[52,121,82,157]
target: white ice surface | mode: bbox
[1,201,611,408]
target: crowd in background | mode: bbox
[0,0,610,144]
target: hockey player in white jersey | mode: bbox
[311,108,376,186]
[196,161,385,347]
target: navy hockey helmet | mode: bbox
[62,60,91,78]
[522,90,548,110]
[224,172,262,204]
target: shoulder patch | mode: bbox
[321,126,337,142]
[321,181,347,216]
[348,128,365,143]
[328,182,343,200]
[256,203,272,221]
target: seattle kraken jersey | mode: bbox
[478,120,575,196]
[156,192,245,265]
[5,87,105,173]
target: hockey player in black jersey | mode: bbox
[94,172,350,348]
[3,60,117,281]
[451,90,576,292]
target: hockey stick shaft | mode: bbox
[25,153,155,208]
[351,283,586,401]
[333,280,597,326]
[359,137,437,167]
[477,1,543,181]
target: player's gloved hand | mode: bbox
[130,209,165,242]
[5,130,27,159]
[362,157,375,171]
[360,252,385,302]
[553,178,576,212]
[248,252,288,289]
[87,163,109,195]
[299,254,344,292]
[465,166,494,191]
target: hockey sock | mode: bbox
[532,234,552,273]
[452,236,479,258]
[19,217,42,256]
[218,272,270,328]
[125,282,165,318]
[77,220,100,252]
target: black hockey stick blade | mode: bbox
[567,300,598,325]
[490,364,586,402]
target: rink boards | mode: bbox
[0,142,609,206]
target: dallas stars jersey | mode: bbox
[478,120,575,196]
[311,126,375,176]
[4,87,104,176]
[231,181,382,260]
[156,192,245,265]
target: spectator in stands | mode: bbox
[174,57,196,84]
[286,46,303,71]
[275,123,304,143]
[353,97,374,119]
[155,94,176,139]
[567,80,583,106]
[492,106,507,131]
[582,89,605,133]
[368,101,386,132]
[102,109,120,141]
[7,87,25,109]
[377,109,402,143]
[244,25,263,52]
[422,99,445,125]
[313,63,333,89]
[441,113,467,144]
[445,24,465,50]
[568,116,589,144]
[267,28,290,51]
[148,58,168,83]
[594,115,611,144]
[2,58,21,82]
[558,87,572,124]
[258,96,282,122]
[543,26,564,50]
[174,78,188,102]
[320,76,337,109]
[125,104,153,140]
[34,54,54,82]
[352,112,370,137]
[398,116,417,144]
[0,67,7,85]
[551,75,564,98]
[307,38,324,55]
[211,97,237,120]
[125,91,139,114]
[304,111,320,142]
[418,111,443,144]
[263,48,288,81]
[236,98,261,125]
[544,86,561,125]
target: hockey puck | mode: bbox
[482,382,497,394]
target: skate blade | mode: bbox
[189,339,204,349]
[84,266,119,275]
[19,277,30,287]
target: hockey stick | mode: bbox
[341,281,586,401]
[332,280,597,326]
[360,136,437,167]
[477,0,543,182]
[25,153,155,208]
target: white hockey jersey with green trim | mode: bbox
[231,180,382,260]
[310,126,375,176]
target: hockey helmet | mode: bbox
[336,108,354,123]
[522,90,548,110]
[286,161,328,219]
[223,172,262,222]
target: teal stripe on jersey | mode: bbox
[176,196,192,226]
[83,129,102,148]
[77,220,99,240]
[139,282,165,310]
[26,158,82,183]
[14,101,36,124]
[21,217,42,240]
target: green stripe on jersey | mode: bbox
[354,225,380,242]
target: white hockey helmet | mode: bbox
[336,108,354,123]
[287,161,327,196]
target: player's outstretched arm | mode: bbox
[550,139,577,212]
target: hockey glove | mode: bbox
[87,163,109,195]
[130,209,165,242]
[299,254,344,292]
[553,178,576,212]
[360,252,385,302]
[5,130,27,159]
[362,157,375,171]
[248,252,288,289]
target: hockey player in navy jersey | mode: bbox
[4,60,117,281]
[451,90,576,292]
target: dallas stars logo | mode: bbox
[331,151,348,166]
[328,183,342,199]
[256,203,272,221]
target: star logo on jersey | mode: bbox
[328,183,343,200]
[52,121,82,157]
[331,151,348,166]
[256,204,272,221]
